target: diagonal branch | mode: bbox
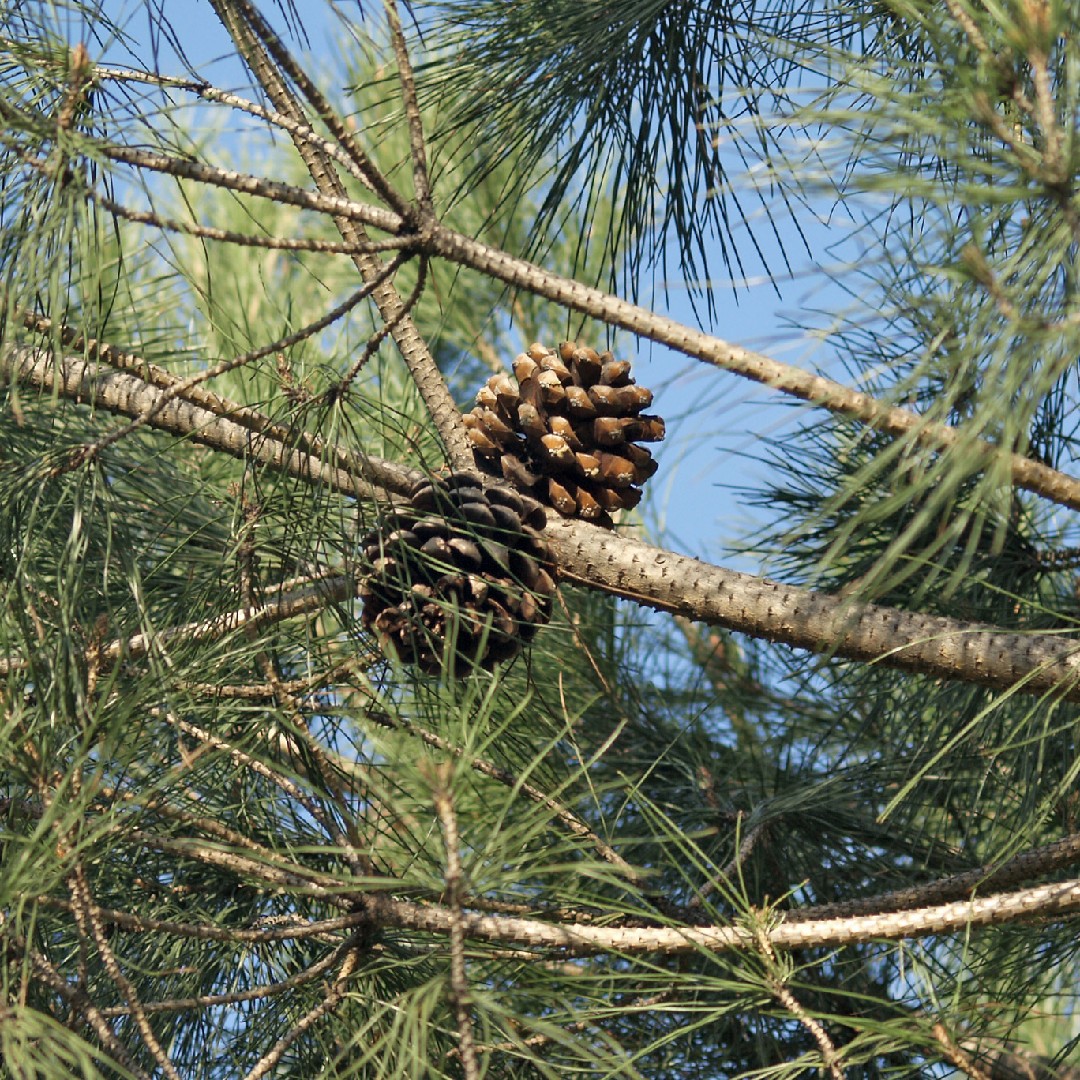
[425,223,1080,514]
[36,865,1080,958]
[66,859,182,1080]
[386,0,434,214]
[7,346,1080,703]
[242,947,361,1080]
[208,0,474,468]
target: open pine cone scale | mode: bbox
[465,341,664,528]
[359,471,555,674]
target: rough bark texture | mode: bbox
[8,347,1080,703]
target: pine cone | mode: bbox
[464,341,664,527]
[359,472,555,674]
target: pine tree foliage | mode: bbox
[3,0,1080,1078]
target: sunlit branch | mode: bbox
[7,346,1080,702]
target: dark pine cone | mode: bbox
[359,471,555,674]
[464,341,664,528]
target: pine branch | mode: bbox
[785,831,1080,923]
[74,844,1080,954]
[33,862,1080,959]
[934,1021,995,1080]
[755,924,844,1080]
[425,222,1080,514]
[7,346,1080,703]
[95,143,403,234]
[359,875,1080,954]
[386,0,434,215]
[207,0,474,468]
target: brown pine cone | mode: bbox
[358,472,555,674]
[464,341,663,527]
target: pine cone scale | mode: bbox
[466,340,664,527]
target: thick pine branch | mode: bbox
[7,345,1080,702]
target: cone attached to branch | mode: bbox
[359,472,555,674]
[464,341,664,527]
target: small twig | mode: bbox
[32,893,367,943]
[755,925,844,1080]
[56,43,93,132]
[98,937,358,1016]
[242,947,361,1080]
[333,256,429,394]
[454,987,675,1060]
[689,815,770,909]
[431,765,480,1079]
[933,1021,994,1080]
[386,0,434,214]
[91,188,411,254]
[165,714,344,848]
[0,572,359,677]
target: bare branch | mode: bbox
[425,223,1080,514]
[755,926,844,1080]
[356,875,1080,954]
[91,188,411,254]
[386,0,434,214]
[934,1021,995,1080]
[94,65,396,198]
[432,766,480,1080]
[99,939,358,1016]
